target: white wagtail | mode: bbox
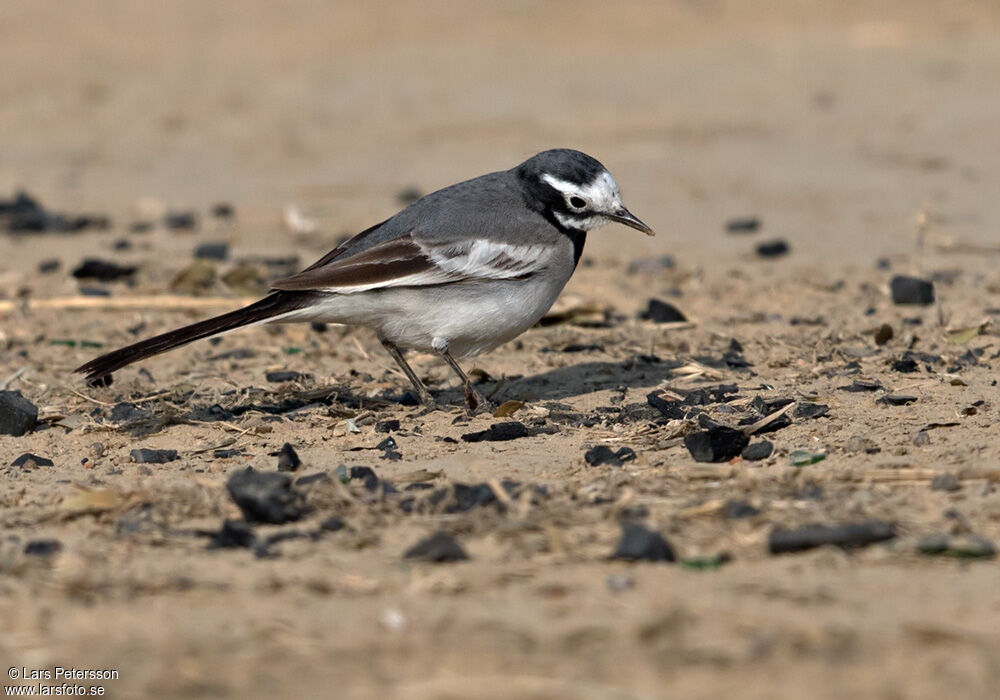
[77,149,653,410]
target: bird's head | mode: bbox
[515,149,653,235]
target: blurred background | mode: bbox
[2,0,999,272]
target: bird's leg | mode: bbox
[435,345,494,413]
[379,339,436,409]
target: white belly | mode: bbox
[283,273,571,357]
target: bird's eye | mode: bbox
[568,196,587,210]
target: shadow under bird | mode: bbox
[76,149,654,411]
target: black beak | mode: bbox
[609,207,654,236]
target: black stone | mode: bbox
[839,379,882,392]
[756,240,790,258]
[461,421,531,442]
[320,517,345,532]
[726,216,761,233]
[646,391,685,419]
[611,523,675,562]
[724,500,760,518]
[375,419,401,433]
[741,441,773,461]
[584,445,637,467]
[110,402,149,423]
[194,242,229,260]
[375,437,397,451]
[213,449,242,459]
[396,187,424,206]
[684,427,750,463]
[640,299,687,323]
[878,394,917,406]
[559,343,604,353]
[211,203,235,218]
[794,402,829,420]
[891,356,919,373]
[226,467,308,524]
[768,521,895,554]
[79,286,111,297]
[404,531,468,562]
[164,211,197,230]
[207,520,257,549]
[276,443,301,472]
[11,452,53,468]
[38,258,61,273]
[0,391,38,436]
[349,466,377,482]
[265,370,307,383]
[130,448,179,464]
[72,258,137,282]
[24,539,62,557]
[890,275,935,305]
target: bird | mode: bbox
[76,149,653,411]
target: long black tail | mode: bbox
[75,292,314,385]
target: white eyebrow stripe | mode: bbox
[542,171,621,213]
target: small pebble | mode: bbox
[584,445,637,467]
[461,421,531,443]
[890,275,935,305]
[769,521,895,554]
[130,448,178,464]
[226,467,308,524]
[878,394,918,406]
[396,187,423,206]
[211,203,235,218]
[741,441,773,461]
[930,473,960,492]
[194,242,229,260]
[11,453,53,468]
[611,523,675,562]
[165,211,198,230]
[320,517,345,532]
[726,216,760,233]
[266,370,307,383]
[794,402,829,420]
[0,390,39,436]
[724,500,759,518]
[24,539,62,557]
[276,443,301,472]
[207,520,257,549]
[72,258,136,282]
[874,323,894,346]
[683,427,749,463]
[756,240,790,258]
[639,298,687,323]
[403,531,468,562]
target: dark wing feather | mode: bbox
[271,233,451,292]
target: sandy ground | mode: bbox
[2,2,1000,698]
